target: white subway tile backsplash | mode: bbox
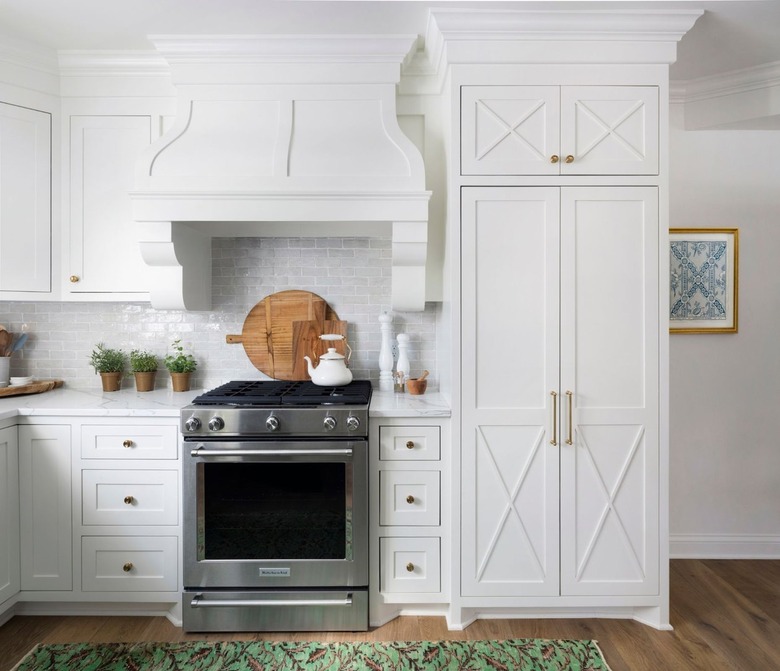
[1,237,438,392]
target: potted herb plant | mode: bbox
[89,343,126,392]
[164,338,197,392]
[130,349,158,392]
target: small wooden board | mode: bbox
[226,290,342,380]
[0,379,64,398]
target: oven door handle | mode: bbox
[190,594,353,608]
[190,447,353,458]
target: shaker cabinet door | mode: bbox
[0,102,51,293]
[0,426,20,605]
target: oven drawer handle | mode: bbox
[190,595,353,608]
[190,448,354,458]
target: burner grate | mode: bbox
[192,380,372,406]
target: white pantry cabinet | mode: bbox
[461,85,658,176]
[66,115,152,297]
[460,186,659,598]
[0,426,20,605]
[18,424,72,591]
[0,101,51,294]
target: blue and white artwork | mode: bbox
[670,240,728,321]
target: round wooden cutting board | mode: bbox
[226,290,347,380]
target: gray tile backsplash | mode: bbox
[0,237,438,392]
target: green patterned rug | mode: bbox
[13,639,611,670]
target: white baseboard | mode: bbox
[670,534,780,559]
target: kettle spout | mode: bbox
[303,355,315,377]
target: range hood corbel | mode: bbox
[131,35,430,312]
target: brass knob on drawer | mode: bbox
[406,562,415,573]
[123,496,134,505]
[69,275,80,283]
[123,439,133,448]
[406,495,415,504]
[550,154,560,164]
[122,562,134,573]
[565,154,575,163]
[406,441,415,449]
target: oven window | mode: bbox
[201,462,349,560]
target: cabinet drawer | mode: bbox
[81,536,178,592]
[380,537,440,594]
[81,424,178,460]
[82,470,178,526]
[379,426,440,461]
[380,471,440,526]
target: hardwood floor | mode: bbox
[1,560,777,670]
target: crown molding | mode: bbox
[672,60,780,104]
[57,50,170,77]
[0,34,59,75]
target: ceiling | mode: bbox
[1,0,779,81]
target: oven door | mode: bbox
[183,439,368,589]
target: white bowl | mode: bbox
[9,376,34,386]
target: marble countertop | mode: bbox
[0,385,451,421]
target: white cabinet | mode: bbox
[75,419,180,598]
[460,186,659,598]
[461,85,658,176]
[66,115,152,297]
[370,419,449,623]
[18,425,72,591]
[0,427,20,605]
[0,101,51,294]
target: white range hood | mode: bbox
[131,35,430,311]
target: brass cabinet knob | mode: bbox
[406,562,415,573]
[69,275,80,283]
[565,155,575,163]
[406,495,415,504]
[406,441,415,450]
[122,439,133,448]
[123,495,134,505]
[122,562,134,573]
[550,154,560,164]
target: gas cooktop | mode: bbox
[191,380,372,407]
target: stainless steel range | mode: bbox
[181,379,371,632]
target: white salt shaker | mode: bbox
[396,333,410,385]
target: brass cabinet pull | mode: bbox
[122,562,133,572]
[406,495,415,504]
[69,275,80,283]
[406,562,415,572]
[550,154,560,164]
[550,391,558,446]
[565,390,573,445]
[406,441,415,449]
[565,154,575,163]
[123,439,133,448]
[123,495,134,505]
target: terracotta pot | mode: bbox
[99,371,122,392]
[170,372,192,392]
[134,371,156,392]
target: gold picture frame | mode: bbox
[669,228,738,334]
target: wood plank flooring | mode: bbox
[0,560,777,670]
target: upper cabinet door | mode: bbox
[461,86,559,176]
[461,85,658,176]
[68,115,151,296]
[0,102,51,293]
[560,86,659,176]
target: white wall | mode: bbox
[669,104,780,557]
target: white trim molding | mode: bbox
[671,534,780,559]
[672,60,780,129]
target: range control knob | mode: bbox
[346,416,361,432]
[266,415,280,432]
[323,416,337,431]
[184,416,201,432]
[208,416,225,432]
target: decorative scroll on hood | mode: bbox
[131,35,430,311]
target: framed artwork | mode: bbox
[669,228,738,334]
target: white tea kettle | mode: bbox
[304,334,353,386]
